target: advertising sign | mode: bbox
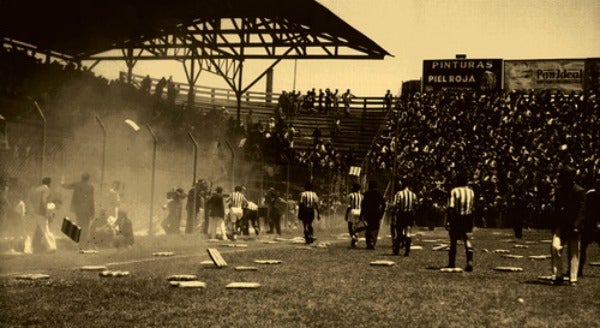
[504,59,584,92]
[422,59,503,92]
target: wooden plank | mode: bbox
[207,248,228,268]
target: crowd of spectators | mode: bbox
[276,88,359,117]
[368,88,600,227]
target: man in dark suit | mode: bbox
[551,166,585,286]
[578,175,600,277]
[360,181,386,250]
[62,173,95,247]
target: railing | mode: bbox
[121,72,395,111]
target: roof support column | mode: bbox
[123,47,138,84]
[182,49,202,108]
[235,60,244,124]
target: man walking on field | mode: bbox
[392,180,418,256]
[446,171,475,271]
[298,182,320,244]
[551,166,585,286]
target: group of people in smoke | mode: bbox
[0,173,134,253]
[160,179,295,241]
[368,88,600,231]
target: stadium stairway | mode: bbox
[128,72,390,168]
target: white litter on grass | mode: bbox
[513,245,529,249]
[223,244,248,248]
[369,260,396,266]
[432,244,450,251]
[539,240,552,244]
[226,282,260,289]
[234,266,258,271]
[529,255,551,260]
[502,254,524,259]
[440,267,463,273]
[524,241,538,245]
[152,252,174,257]
[537,275,569,281]
[261,240,278,244]
[200,260,214,265]
[254,259,282,264]
[79,249,99,254]
[291,240,306,244]
[314,242,330,249]
[493,249,510,254]
[166,275,198,281]
[80,265,108,271]
[274,237,290,242]
[99,270,130,277]
[493,267,523,272]
[482,249,490,253]
[410,245,423,251]
[170,281,206,288]
[3,249,24,256]
[589,262,600,267]
[422,239,445,243]
[15,273,50,280]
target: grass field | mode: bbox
[1,225,599,328]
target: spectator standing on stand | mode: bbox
[141,75,152,95]
[384,89,393,112]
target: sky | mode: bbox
[93,0,600,96]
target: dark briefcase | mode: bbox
[61,217,82,243]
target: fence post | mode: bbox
[33,101,46,180]
[146,124,157,236]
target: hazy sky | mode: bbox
[93,0,600,95]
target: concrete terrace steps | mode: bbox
[180,98,389,166]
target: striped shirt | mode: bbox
[227,191,248,208]
[394,188,418,213]
[348,192,363,210]
[300,191,319,208]
[449,186,475,216]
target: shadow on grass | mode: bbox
[522,279,553,286]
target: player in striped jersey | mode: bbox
[447,172,476,271]
[345,183,363,248]
[392,180,418,256]
[298,182,321,244]
[226,186,248,240]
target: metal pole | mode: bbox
[224,140,235,192]
[293,59,297,91]
[95,114,107,193]
[286,161,290,228]
[147,124,157,236]
[188,132,199,226]
[33,101,46,180]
